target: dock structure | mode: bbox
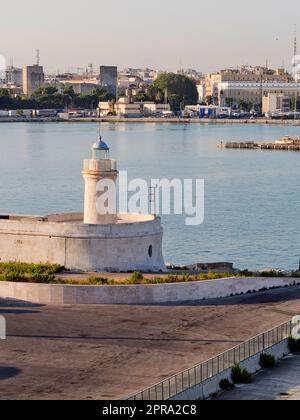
[221,136,300,152]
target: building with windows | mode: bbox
[5,66,23,87]
[218,82,300,109]
[23,65,45,96]
[206,66,293,104]
[262,93,291,114]
[99,97,170,117]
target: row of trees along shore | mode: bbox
[0,73,199,111]
[0,86,114,110]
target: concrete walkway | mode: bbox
[215,355,300,400]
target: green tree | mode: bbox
[238,100,253,112]
[32,86,65,109]
[148,73,198,111]
[0,85,112,111]
[225,98,234,108]
[0,89,12,109]
[133,93,151,102]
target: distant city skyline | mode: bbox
[1,0,300,73]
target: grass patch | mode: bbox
[71,272,239,286]
[2,264,288,287]
[0,262,64,284]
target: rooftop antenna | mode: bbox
[36,49,40,66]
[293,25,298,117]
[293,25,298,79]
[294,24,297,59]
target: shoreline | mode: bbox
[1,117,300,125]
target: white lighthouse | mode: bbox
[82,136,118,225]
[0,131,165,273]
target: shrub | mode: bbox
[30,273,56,283]
[129,272,144,283]
[2,270,25,282]
[238,270,254,277]
[288,336,300,353]
[87,276,115,285]
[231,364,252,384]
[291,271,300,278]
[219,379,234,391]
[259,353,276,369]
[260,270,285,278]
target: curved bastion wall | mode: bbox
[0,213,165,272]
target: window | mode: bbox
[148,245,153,258]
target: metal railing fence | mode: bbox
[127,320,292,400]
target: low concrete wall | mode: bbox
[170,340,290,400]
[0,276,299,305]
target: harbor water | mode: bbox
[1,121,300,270]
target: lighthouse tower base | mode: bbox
[0,212,165,273]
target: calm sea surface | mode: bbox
[1,121,300,270]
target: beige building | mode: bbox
[206,66,293,103]
[99,98,142,117]
[99,98,170,117]
[23,65,45,96]
[143,102,170,115]
[218,82,300,109]
[262,93,291,114]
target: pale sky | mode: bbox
[1,0,299,73]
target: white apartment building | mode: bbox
[218,82,300,107]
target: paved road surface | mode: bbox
[1,285,300,400]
